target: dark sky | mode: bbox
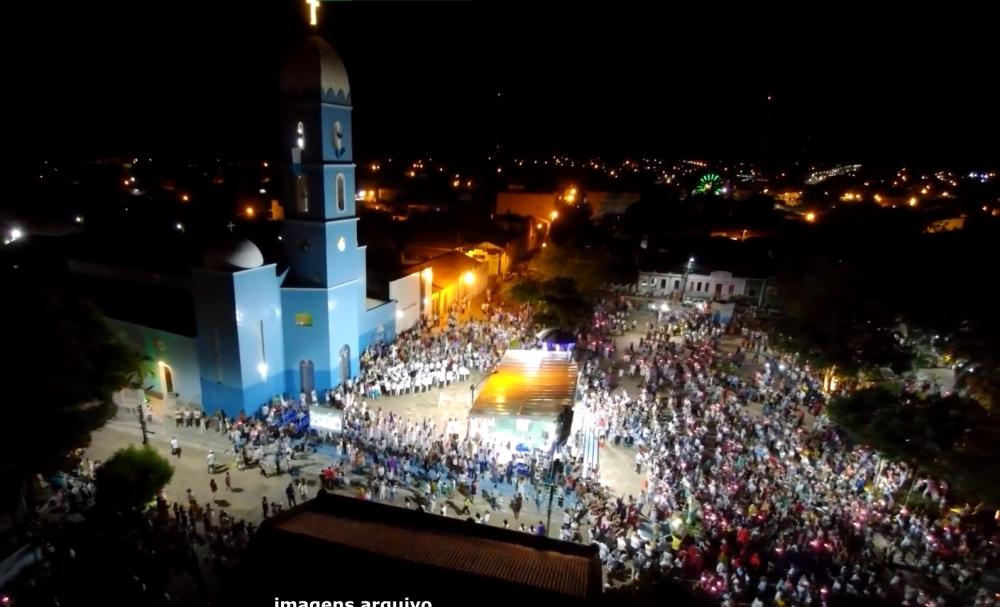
[3,2,998,166]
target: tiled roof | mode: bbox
[277,512,592,598]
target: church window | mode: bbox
[296,121,305,149]
[296,175,309,213]
[336,173,346,211]
[295,313,313,327]
[332,121,344,157]
[337,236,346,252]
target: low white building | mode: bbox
[388,271,423,335]
[637,270,754,301]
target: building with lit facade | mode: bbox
[70,29,397,417]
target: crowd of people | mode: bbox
[567,299,997,606]
[18,296,998,606]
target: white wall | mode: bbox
[637,270,748,301]
[389,272,422,334]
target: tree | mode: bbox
[96,445,174,513]
[828,388,1000,505]
[0,285,134,513]
[772,256,913,380]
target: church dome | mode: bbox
[202,238,265,271]
[280,35,351,105]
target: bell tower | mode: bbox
[278,0,365,395]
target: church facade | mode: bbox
[76,31,397,418]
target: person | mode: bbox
[285,483,297,507]
[224,471,232,491]
[206,450,216,474]
[298,479,308,501]
[170,437,180,458]
[261,496,269,519]
[511,493,522,520]
[535,522,546,537]
[209,478,218,500]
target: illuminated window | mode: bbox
[336,173,346,211]
[296,121,305,149]
[296,175,309,213]
[295,313,313,327]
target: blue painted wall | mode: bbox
[281,288,334,395]
[360,301,396,350]
[232,266,286,415]
[107,318,202,406]
[191,267,288,418]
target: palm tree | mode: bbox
[126,353,155,445]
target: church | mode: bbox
[70,7,398,418]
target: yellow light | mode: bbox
[536,222,543,229]
[908,197,918,207]
[358,189,367,198]
[123,179,130,186]
[306,0,319,26]
[549,210,558,220]
[452,180,460,187]
[421,268,432,280]
[245,206,255,218]
[466,180,472,187]
[542,242,547,248]
[263,161,269,168]
[180,194,190,202]
[805,212,816,222]
[463,271,475,285]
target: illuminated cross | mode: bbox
[226,221,235,232]
[306,0,320,26]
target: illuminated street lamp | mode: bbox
[463,271,475,286]
[550,210,559,220]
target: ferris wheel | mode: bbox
[694,172,724,195]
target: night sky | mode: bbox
[3,2,998,166]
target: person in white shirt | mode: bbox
[170,437,180,458]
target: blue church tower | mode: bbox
[179,14,395,418]
[277,34,394,398]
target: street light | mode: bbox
[463,271,475,286]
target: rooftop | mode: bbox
[232,492,601,604]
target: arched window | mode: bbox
[295,175,309,213]
[336,173,346,212]
[296,121,305,149]
[332,120,344,157]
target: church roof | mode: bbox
[280,35,351,105]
